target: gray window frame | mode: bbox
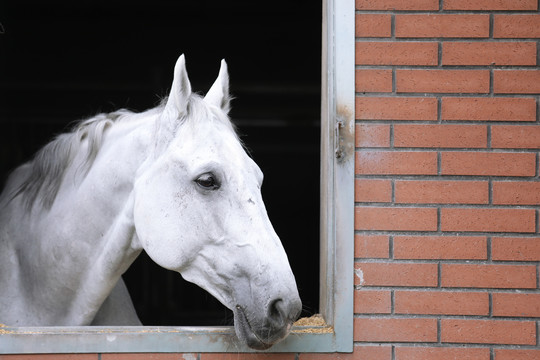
[0,0,354,353]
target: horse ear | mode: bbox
[164,54,192,117]
[204,59,230,113]
[153,55,191,156]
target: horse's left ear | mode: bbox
[204,59,230,113]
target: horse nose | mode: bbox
[267,297,302,329]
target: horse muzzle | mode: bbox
[233,297,302,350]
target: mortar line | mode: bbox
[487,125,492,149]
[391,14,396,40]
[489,13,494,39]
[437,318,441,343]
[488,178,493,205]
[488,292,493,318]
[487,236,492,262]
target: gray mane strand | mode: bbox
[13,110,129,209]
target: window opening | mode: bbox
[1,0,321,327]
[0,0,353,353]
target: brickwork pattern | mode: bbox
[354,0,540,359]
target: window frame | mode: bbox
[0,0,354,353]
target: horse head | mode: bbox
[133,55,302,349]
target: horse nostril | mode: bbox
[268,298,286,326]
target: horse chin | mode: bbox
[233,305,287,350]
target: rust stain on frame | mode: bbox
[336,104,355,163]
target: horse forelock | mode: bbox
[158,93,242,149]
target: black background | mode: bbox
[0,0,321,325]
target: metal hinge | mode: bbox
[335,118,344,159]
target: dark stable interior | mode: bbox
[0,0,321,325]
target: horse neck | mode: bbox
[6,114,154,325]
[52,114,155,273]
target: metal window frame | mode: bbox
[0,0,354,353]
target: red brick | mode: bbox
[492,237,540,261]
[493,182,540,205]
[396,346,490,360]
[495,349,540,360]
[494,15,540,38]
[395,180,489,205]
[441,152,536,177]
[352,346,392,360]
[494,70,540,94]
[354,290,391,314]
[442,97,537,122]
[356,14,391,38]
[356,151,438,175]
[358,178,388,199]
[394,124,487,148]
[356,42,438,66]
[355,179,392,203]
[201,354,294,360]
[356,69,392,93]
[444,0,538,11]
[354,318,437,342]
[396,70,489,94]
[355,206,438,231]
[355,124,390,148]
[0,356,97,360]
[104,355,196,360]
[394,236,487,260]
[396,14,489,38]
[492,125,540,149]
[441,264,537,289]
[493,293,540,317]
[441,208,536,233]
[441,319,536,345]
[355,262,438,287]
[299,348,389,360]
[356,0,439,10]
[395,291,489,315]
[355,234,390,258]
[442,42,537,66]
[356,97,438,121]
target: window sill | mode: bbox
[0,325,340,353]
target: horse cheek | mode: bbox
[133,170,192,271]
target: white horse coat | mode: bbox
[0,55,301,350]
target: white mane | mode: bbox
[10,109,138,209]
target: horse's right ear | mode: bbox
[154,55,192,155]
[163,54,192,118]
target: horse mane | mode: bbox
[10,94,239,211]
[12,110,132,210]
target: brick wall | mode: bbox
[354,1,540,360]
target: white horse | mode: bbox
[0,55,301,350]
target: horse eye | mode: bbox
[195,173,220,190]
